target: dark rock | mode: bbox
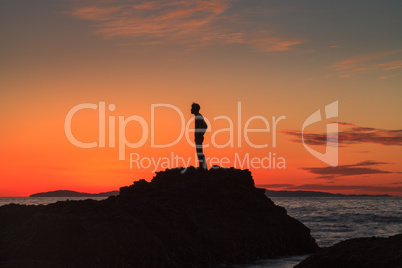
[0,167,318,268]
[296,234,402,268]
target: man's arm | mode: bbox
[195,115,207,135]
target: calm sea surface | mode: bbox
[238,196,402,268]
[1,196,401,268]
[0,196,107,207]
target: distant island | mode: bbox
[30,190,119,197]
[264,189,392,197]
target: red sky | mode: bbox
[1,0,401,196]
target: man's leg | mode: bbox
[196,143,207,170]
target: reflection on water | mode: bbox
[233,255,309,268]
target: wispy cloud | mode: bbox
[379,73,401,79]
[332,49,402,70]
[301,160,393,180]
[331,49,402,78]
[67,0,304,51]
[283,122,402,147]
[256,184,294,188]
[258,182,402,194]
[250,37,304,52]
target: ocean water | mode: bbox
[237,196,402,268]
[1,196,401,267]
[271,196,402,247]
[0,196,107,207]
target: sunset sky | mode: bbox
[1,0,401,196]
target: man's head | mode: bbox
[191,102,200,115]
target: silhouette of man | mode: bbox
[191,103,207,170]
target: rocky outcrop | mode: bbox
[296,234,402,268]
[0,167,318,268]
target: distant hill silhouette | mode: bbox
[0,167,318,267]
[264,189,393,197]
[30,190,119,197]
